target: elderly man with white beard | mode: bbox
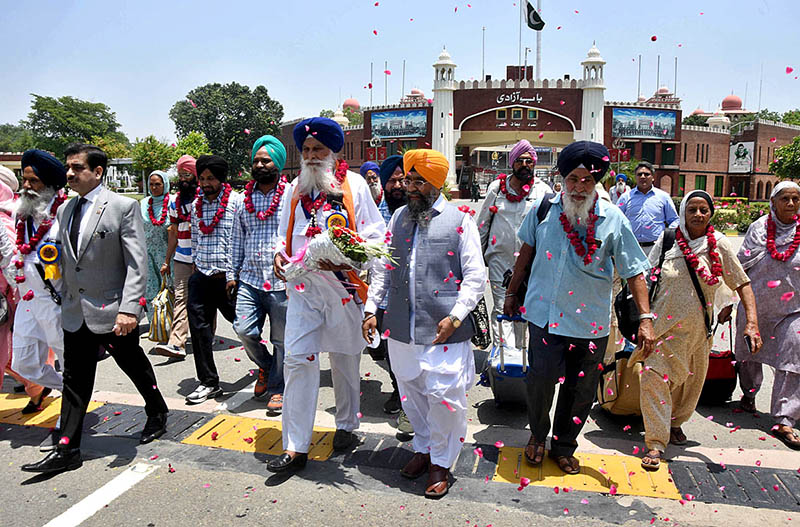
[269,117,385,473]
[504,141,654,475]
[11,150,69,418]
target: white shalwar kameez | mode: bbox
[12,212,64,390]
[366,196,486,468]
[276,171,385,453]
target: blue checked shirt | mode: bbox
[517,193,650,339]
[226,185,286,291]
[378,198,393,225]
[191,189,243,276]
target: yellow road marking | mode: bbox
[181,414,335,461]
[493,447,681,500]
[0,393,103,428]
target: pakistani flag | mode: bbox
[526,1,545,31]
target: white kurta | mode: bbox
[276,170,386,453]
[12,208,64,390]
[475,177,549,350]
[367,195,486,468]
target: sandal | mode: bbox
[641,449,662,471]
[550,454,580,475]
[669,427,687,446]
[773,426,800,451]
[739,396,757,413]
[524,434,545,466]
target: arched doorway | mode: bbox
[765,182,773,199]
[757,181,763,200]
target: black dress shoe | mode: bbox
[266,452,307,473]
[21,449,82,473]
[332,429,357,451]
[140,413,168,444]
[21,388,52,414]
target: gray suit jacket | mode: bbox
[56,186,147,333]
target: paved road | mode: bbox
[3,198,798,527]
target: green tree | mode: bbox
[171,130,212,161]
[131,135,174,187]
[24,94,127,158]
[169,82,283,172]
[754,108,782,122]
[319,109,335,118]
[782,109,800,126]
[343,106,363,126]
[0,123,34,152]
[770,136,800,180]
[90,134,130,159]
[682,114,708,126]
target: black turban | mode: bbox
[557,141,610,182]
[379,155,404,188]
[21,149,67,189]
[196,155,228,182]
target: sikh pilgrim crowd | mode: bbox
[3,115,800,499]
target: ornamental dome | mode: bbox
[691,107,705,116]
[343,98,360,111]
[721,94,743,111]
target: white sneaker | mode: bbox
[154,344,186,359]
[185,384,223,404]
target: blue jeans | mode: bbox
[233,282,287,396]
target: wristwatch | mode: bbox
[448,314,462,328]
[638,312,655,321]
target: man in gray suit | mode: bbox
[22,143,169,474]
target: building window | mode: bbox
[677,175,686,196]
[661,144,675,166]
[496,109,507,120]
[695,175,707,191]
[511,108,523,120]
[696,144,700,163]
[757,181,763,200]
[683,144,687,163]
[641,143,656,163]
[765,182,772,198]
[713,176,724,197]
[527,109,538,120]
[758,145,762,164]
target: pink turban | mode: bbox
[176,155,197,176]
[509,140,538,166]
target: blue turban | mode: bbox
[21,149,67,189]
[556,141,610,182]
[251,135,287,172]
[379,155,404,188]
[293,117,344,153]
[616,173,627,182]
[359,161,379,179]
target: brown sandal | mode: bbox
[669,427,687,445]
[773,426,800,451]
[524,435,545,466]
[550,454,580,474]
[641,450,662,471]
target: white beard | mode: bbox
[562,189,596,228]
[297,152,339,195]
[615,182,626,194]
[17,187,56,224]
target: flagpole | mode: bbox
[535,0,542,81]
[518,0,523,73]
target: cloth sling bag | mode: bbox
[285,176,369,304]
[148,277,174,343]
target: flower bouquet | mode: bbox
[282,226,394,281]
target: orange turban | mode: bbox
[402,149,449,189]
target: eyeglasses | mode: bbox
[403,178,427,188]
[515,158,535,165]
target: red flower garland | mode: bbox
[244,176,286,221]
[299,160,349,238]
[766,214,800,262]
[14,190,68,285]
[148,194,170,226]
[497,174,531,203]
[675,225,723,285]
[195,183,232,235]
[558,194,599,266]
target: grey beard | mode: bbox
[17,187,56,223]
[406,193,434,229]
[562,190,596,228]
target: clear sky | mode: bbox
[1,0,797,143]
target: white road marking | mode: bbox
[43,462,158,527]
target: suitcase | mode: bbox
[699,320,737,405]
[478,315,528,406]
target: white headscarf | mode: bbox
[738,181,800,270]
[650,189,721,265]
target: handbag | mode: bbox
[148,277,174,344]
[470,297,492,350]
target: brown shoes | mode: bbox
[401,452,430,479]
[267,393,283,413]
[254,368,268,399]
[424,464,450,499]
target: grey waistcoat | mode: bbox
[384,203,476,345]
